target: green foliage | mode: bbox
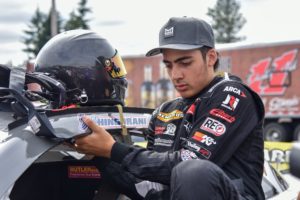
[64,0,91,30]
[22,7,48,58]
[22,0,91,59]
[207,0,246,43]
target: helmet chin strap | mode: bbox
[115,104,132,144]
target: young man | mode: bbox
[74,17,265,200]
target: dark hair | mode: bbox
[199,46,219,71]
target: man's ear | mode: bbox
[206,49,218,68]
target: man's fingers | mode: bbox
[82,115,100,131]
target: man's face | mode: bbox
[162,49,215,98]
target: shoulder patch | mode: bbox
[223,85,247,97]
[221,94,240,111]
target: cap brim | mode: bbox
[146,44,204,57]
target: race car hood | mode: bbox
[0,114,59,198]
[0,105,153,198]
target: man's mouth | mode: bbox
[175,84,188,91]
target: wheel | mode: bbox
[263,123,291,141]
[293,124,300,141]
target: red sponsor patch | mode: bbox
[68,166,101,179]
[192,131,205,141]
[187,141,211,159]
[187,103,196,115]
[209,109,235,123]
[199,148,211,158]
[155,126,165,135]
[192,131,216,146]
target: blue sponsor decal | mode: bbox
[77,114,148,128]
[78,114,89,133]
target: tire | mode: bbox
[263,123,291,142]
[293,124,300,141]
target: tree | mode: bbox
[64,0,91,30]
[23,8,61,58]
[22,8,47,59]
[207,0,246,43]
[22,0,90,59]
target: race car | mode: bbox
[0,94,153,200]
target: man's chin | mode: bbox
[178,91,193,99]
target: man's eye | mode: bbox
[180,61,192,66]
[164,64,172,69]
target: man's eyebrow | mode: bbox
[163,56,192,64]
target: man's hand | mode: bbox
[73,116,116,158]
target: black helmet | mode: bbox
[34,29,127,108]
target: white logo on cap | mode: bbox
[164,27,174,38]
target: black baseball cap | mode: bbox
[146,17,215,57]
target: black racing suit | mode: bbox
[108,73,265,199]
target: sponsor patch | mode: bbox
[163,123,176,136]
[223,86,247,97]
[221,94,240,111]
[187,141,211,159]
[77,113,149,129]
[154,138,173,147]
[192,131,216,146]
[78,114,89,133]
[209,109,235,123]
[157,110,184,122]
[29,115,41,134]
[187,103,196,115]
[183,120,192,132]
[180,149,199,161]
[155,126,165,135]
[200,117,226,136]
[68,166,101,179]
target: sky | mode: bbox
[0,0,300,66]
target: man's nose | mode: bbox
[170,67,183,80]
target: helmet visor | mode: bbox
[108,51,127,78]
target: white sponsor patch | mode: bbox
[223,86,246,97]
[163,123,176,136]
[180,149,199,161]
[164,27,174,37]
[192,132,216,146]
[154,138,173,147]
[186,141,211,159]
[200,117,226,136]
[76,113,150,130]
[221,94,240,111]
[28,115,41,134]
